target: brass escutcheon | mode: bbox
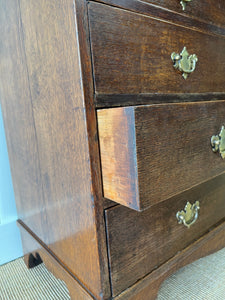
[180,0,192,10]
[211,126,225,159]
[176,201,200,228]
[171,47,198,79]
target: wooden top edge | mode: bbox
[95,93,225,109]
[88,0,225,39]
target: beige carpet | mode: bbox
[0,258,70,300]
[157,247,225,300]
[1,248,225,299]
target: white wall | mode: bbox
[0,104,23,265]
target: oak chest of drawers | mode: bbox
[1,0,225,299]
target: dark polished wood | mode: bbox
[1,0,225,299]
[98,101,225,210]
[105,174,225,296]
[95,0,225,34]
[18,221,94,300]
[95,93,225,108]
[115,219,225,300]
[140,0,225,29]
[74,0,111,297]
[0,0,109,299]
[89,2,225,95]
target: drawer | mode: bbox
[89,2,225,96]
[98,101,225,211]
[142,0,225,28]
[105,174,225,296]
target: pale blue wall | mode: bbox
[0,104,23,265]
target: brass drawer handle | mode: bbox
[211,126,225,159]
[180,0,192,10]
[176,201,200,228]
[171,47,198,79]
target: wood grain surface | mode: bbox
[98,107,139,210]
[95,92,225,109]
[115,219,225,300]
[89,2,225,95]
[91,0,225,38]
[98,101,225,210]
[18,221,94,300]
[105,174,225,296]
[141,0,225,28]
[74,0,111,296]
[0,1,108,298]
[2,0,225,299]
[96,0,225,31]
[0,0,48,242]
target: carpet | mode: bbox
[0,258,70,300]
[157,247,225,300]
[1,248,225,299]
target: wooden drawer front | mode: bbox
[89,2,225,95]
[143,0,225,28]
[105,174,225,296]
[98,101,225,211]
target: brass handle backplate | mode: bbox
[211,126,225,159]
[171,47,198,79]
[176,201,200,228]
[180,0,192,10]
